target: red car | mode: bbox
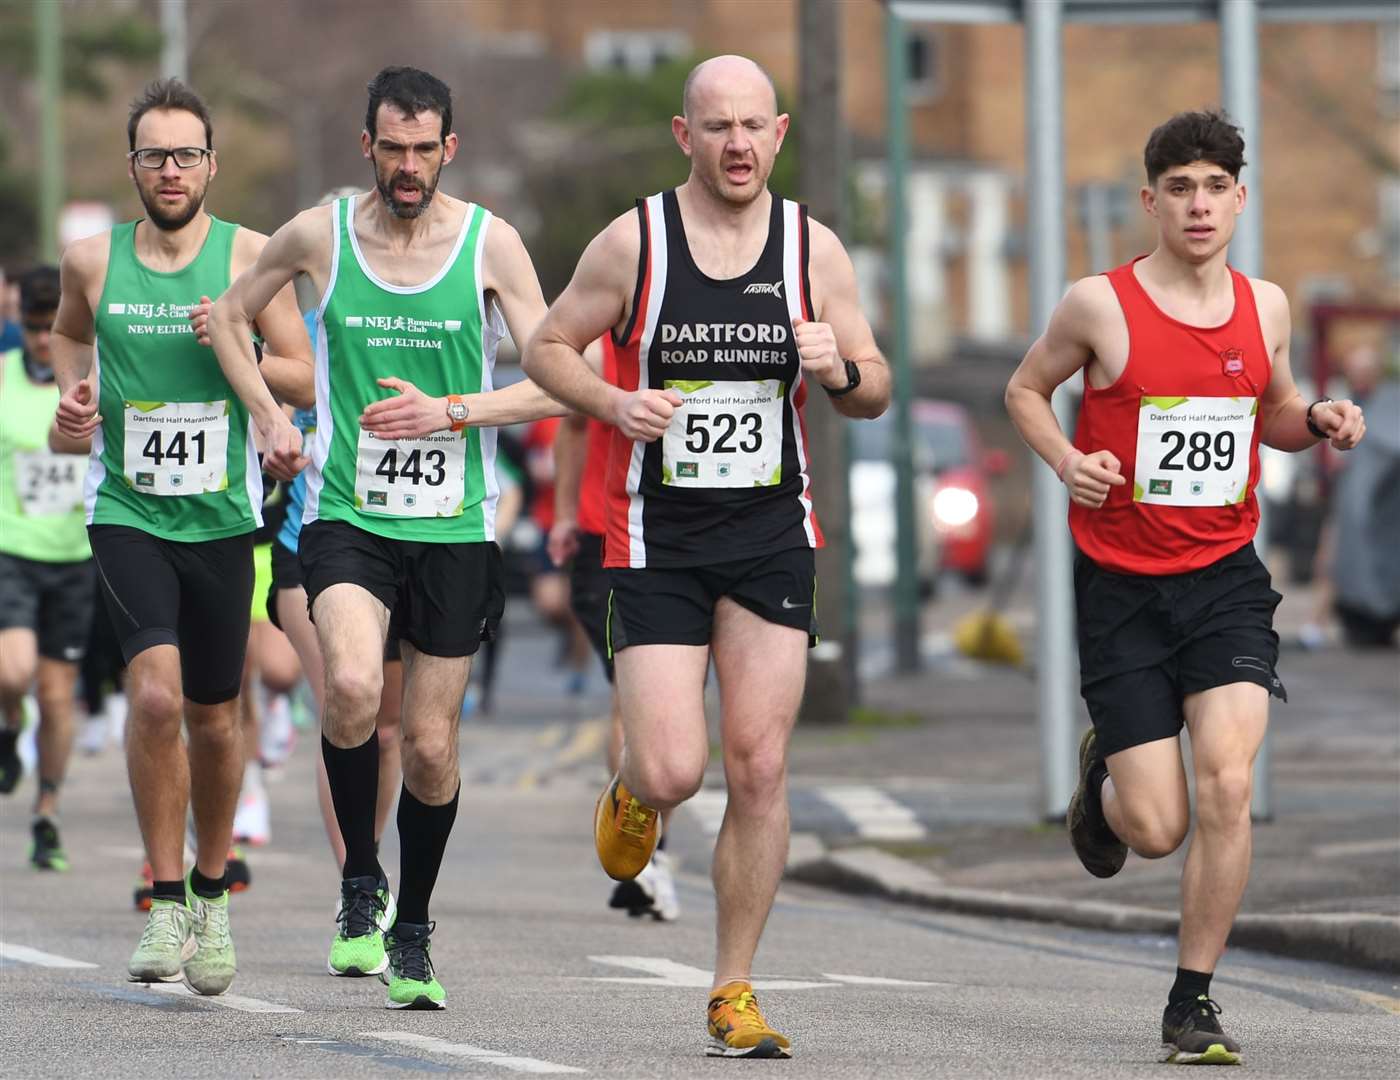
[913,400,1007,584]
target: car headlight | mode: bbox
[933,486,979,528]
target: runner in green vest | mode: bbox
[50,79,313,997]
[0,267,93,872]
[208,66,565,1010]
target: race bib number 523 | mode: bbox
[661,379,785,488]
[123,400,230,496]
[1133,396,1255,507]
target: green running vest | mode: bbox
[89,216,261,541]
[305,196,503,542]
[0,349,90,562]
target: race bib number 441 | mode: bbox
[14,450,85,516]
[661,379,785,488]
[355,429,466,518]
[123,400,230,496]
[1133,396,1256,507]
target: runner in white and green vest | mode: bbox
[208,65,564,1010]
[51,79,314,998]
[0,267,93,873]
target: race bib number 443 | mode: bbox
[123,400,230,496]
[355,429,466,518]
[1133,396,1256,507]
[661,379,785,488]
[14,450,85,516]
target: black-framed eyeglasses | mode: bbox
[129,146,213,170]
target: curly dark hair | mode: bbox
[1144,109,1246,184]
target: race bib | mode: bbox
[355,429,466,518]
[661,379,785,489]
[14,450,85,516]
[1134,396,1255,506]
[123,400,230,496]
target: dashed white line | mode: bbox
[582,955,832,991]
[362,1032,585,1074]
[822,973,950,987]
[0,942,99,969]
[145,982,301,1013]
[817,785,926,840]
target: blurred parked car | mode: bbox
[851,399,1006,590]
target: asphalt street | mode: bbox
[3,707,1399,1079]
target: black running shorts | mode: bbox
[88,525,254,705]
[607,546,818,654]
[299,519,503,659]
[1075,542,1286,759]
[268,536,401,661]
[0,552,96,662]
[569,531,613,683]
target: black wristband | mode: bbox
[1305,398,1331,440]
[823,358,861,398]
[253,341,264,366]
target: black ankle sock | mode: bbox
[0,728,18,755]
[322,733,380,879]
[395,783,460,925]
[189,866,227,899]
[1169,967,1213,1005]
[656,829,668,852]
[152,879,186,904]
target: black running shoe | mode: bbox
[29,816,68,871]
[1162,995,1242,1065]
[1067,728,1127,878]
[0,733,21,795]
[609,878,654,918]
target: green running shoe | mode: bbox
[184,875,237,996]
[29,817,68,871]
[127,899,196,982]
[328,874,394,977]
[382,920,445,1010]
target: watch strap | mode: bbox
[823,358,861,398]
[1305,398,1331,440]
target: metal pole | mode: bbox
[886,6,921,674]
[161,0,188,83]
[1220,0,1273,822]
[1026,0,1077,820]
[36,0,62,263]
[797,0,856,721]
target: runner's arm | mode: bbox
[1006,277,1125,508]
[1254,281,1364,452]
[238,229,315,410]
[47,424,90,454]
[50,234,104,437]
[548,411,588,567]
[806,220,890,419]
[523,215,681,444]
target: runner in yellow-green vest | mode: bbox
[50,79,313,998]
[0,267,93,873]
[209,65,565,1011]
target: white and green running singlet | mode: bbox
[304,196,504,542]
[88,216,262,541]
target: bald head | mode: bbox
[682,55,778,120]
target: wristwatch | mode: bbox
[823,359,861,398]
[446,395,469,433]
[1305,398,1331,440]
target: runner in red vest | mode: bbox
[1007,110,1365,1066]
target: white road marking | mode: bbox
[822,973,950,987]
[363,1032,584,1074]
[0,942,99,969]
[817,785,926,840]
[1314,837,1400,860]
[582,955,832,991]
[145,982,301,1013]
[684,789,728,837]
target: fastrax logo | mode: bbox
[743,281,783,297]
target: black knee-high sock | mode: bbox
[395,782,460,925]
[322,733,380,880]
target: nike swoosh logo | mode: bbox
[781,597,808,610]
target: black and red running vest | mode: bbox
[604,189,825,569]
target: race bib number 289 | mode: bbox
[1133,396,1255,507]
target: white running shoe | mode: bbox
[78,713,109,756]
[232,765,270,847]
[259,692,296,768]
[631,851,680,922]
[105,693,128,745]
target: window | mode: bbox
[906,30,942,104]
[583,31,690,76]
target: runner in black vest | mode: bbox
[523,54,890,1059]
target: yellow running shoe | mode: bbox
[593,774,659,881]
[707,981,792,1058]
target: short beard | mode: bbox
[138,185,206,232]
[375,165,439,220]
